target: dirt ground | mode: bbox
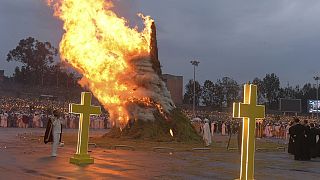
[0,128,320,180]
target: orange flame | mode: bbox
[48,0,170,128]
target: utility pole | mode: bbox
[190,60,200,118]
[314,76,320,121]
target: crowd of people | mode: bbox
[0,96,109,129]
[288,118,320,161]
[1,96,320,160]
[185,109,320,159]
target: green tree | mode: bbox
[300,83,317,112]
[262,73,280,108]
[183,80,202,106]
[252,77,265,103]
[7,37,58,85]
[213,79,225,108]
[202,80,215,106]
[220,77,240,107]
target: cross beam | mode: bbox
[69,92,101,165]
[233,84,265,180]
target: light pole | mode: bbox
[314,76,320,121]
[190,60,200,118]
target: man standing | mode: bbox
[221,122,226,136]
[302,120,311,161]
[309,123,318,158]
[290,118,308,161]
[203,119,212,146]
[51,110,62,157]
[0,112,8,128]
[288,121,295,155]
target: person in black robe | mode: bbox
[288,121,295,155]
[316,125,320,157]
[44,115,62,144]
[309,123,318,158]
[290,118,307,161]
[302,120,311,161]
[44,117,53,144]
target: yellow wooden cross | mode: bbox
[233,84,265,180]
[69,92,101,165]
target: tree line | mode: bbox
[184,73,319,113]
[4,37,79,88]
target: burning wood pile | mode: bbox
[48,0,200,141]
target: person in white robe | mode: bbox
[51,110,62,157]
[0,112,8,127]
[96,116,100,129]
[203,119,212,146]
[211,121,215,138]
[17,113,24,128]
[33,112,41,128]
[285,123,291,141]
[221,122,226,136]
[69,114,75,129]
[99,116,104,129]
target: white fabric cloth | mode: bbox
[211,122,215,138]
[52,133,60,156]
[52,117,62,134]
[285,125,291,140]
[99,118,104,129]
[33,114,41,128]
[203,121,212,146]
[0,113,8,127]
[222,123,226,136]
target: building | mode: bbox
[162,74,183,105]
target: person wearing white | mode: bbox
[33,112,41,128]
[285,123,291,141]
[17,113,24,128]
[221,122,226,136]
[0,112,8,128]
[211,121,215,138]
[99,116,104,129]
[69,114,75,129]
[51,111,62,157]
[203,119,212,146]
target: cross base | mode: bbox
[235,178,255,180]
[70,154,94,165]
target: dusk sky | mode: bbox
[1,0,320,87]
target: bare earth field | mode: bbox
[0,128,320,180]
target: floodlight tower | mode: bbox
[190,60,200,118]
[314,76,320,121]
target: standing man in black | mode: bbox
[288,121,295,155]
[290,118,307,160]
[309,123,319,158]
[302,120,311,161]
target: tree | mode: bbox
[252,77,265,103]
[183,80,202,106]
[300,83,317,112]
[202,80,215,106]
[262,73,280,108]
[220,77,240,107]
[7,37,58,85]
[214,80,224,108]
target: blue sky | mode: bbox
[1,0,320,87]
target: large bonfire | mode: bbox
[48,0,200,141]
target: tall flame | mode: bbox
[48,0,175,128]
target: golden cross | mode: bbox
[69,92,101,165]
[233,84,265,180]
